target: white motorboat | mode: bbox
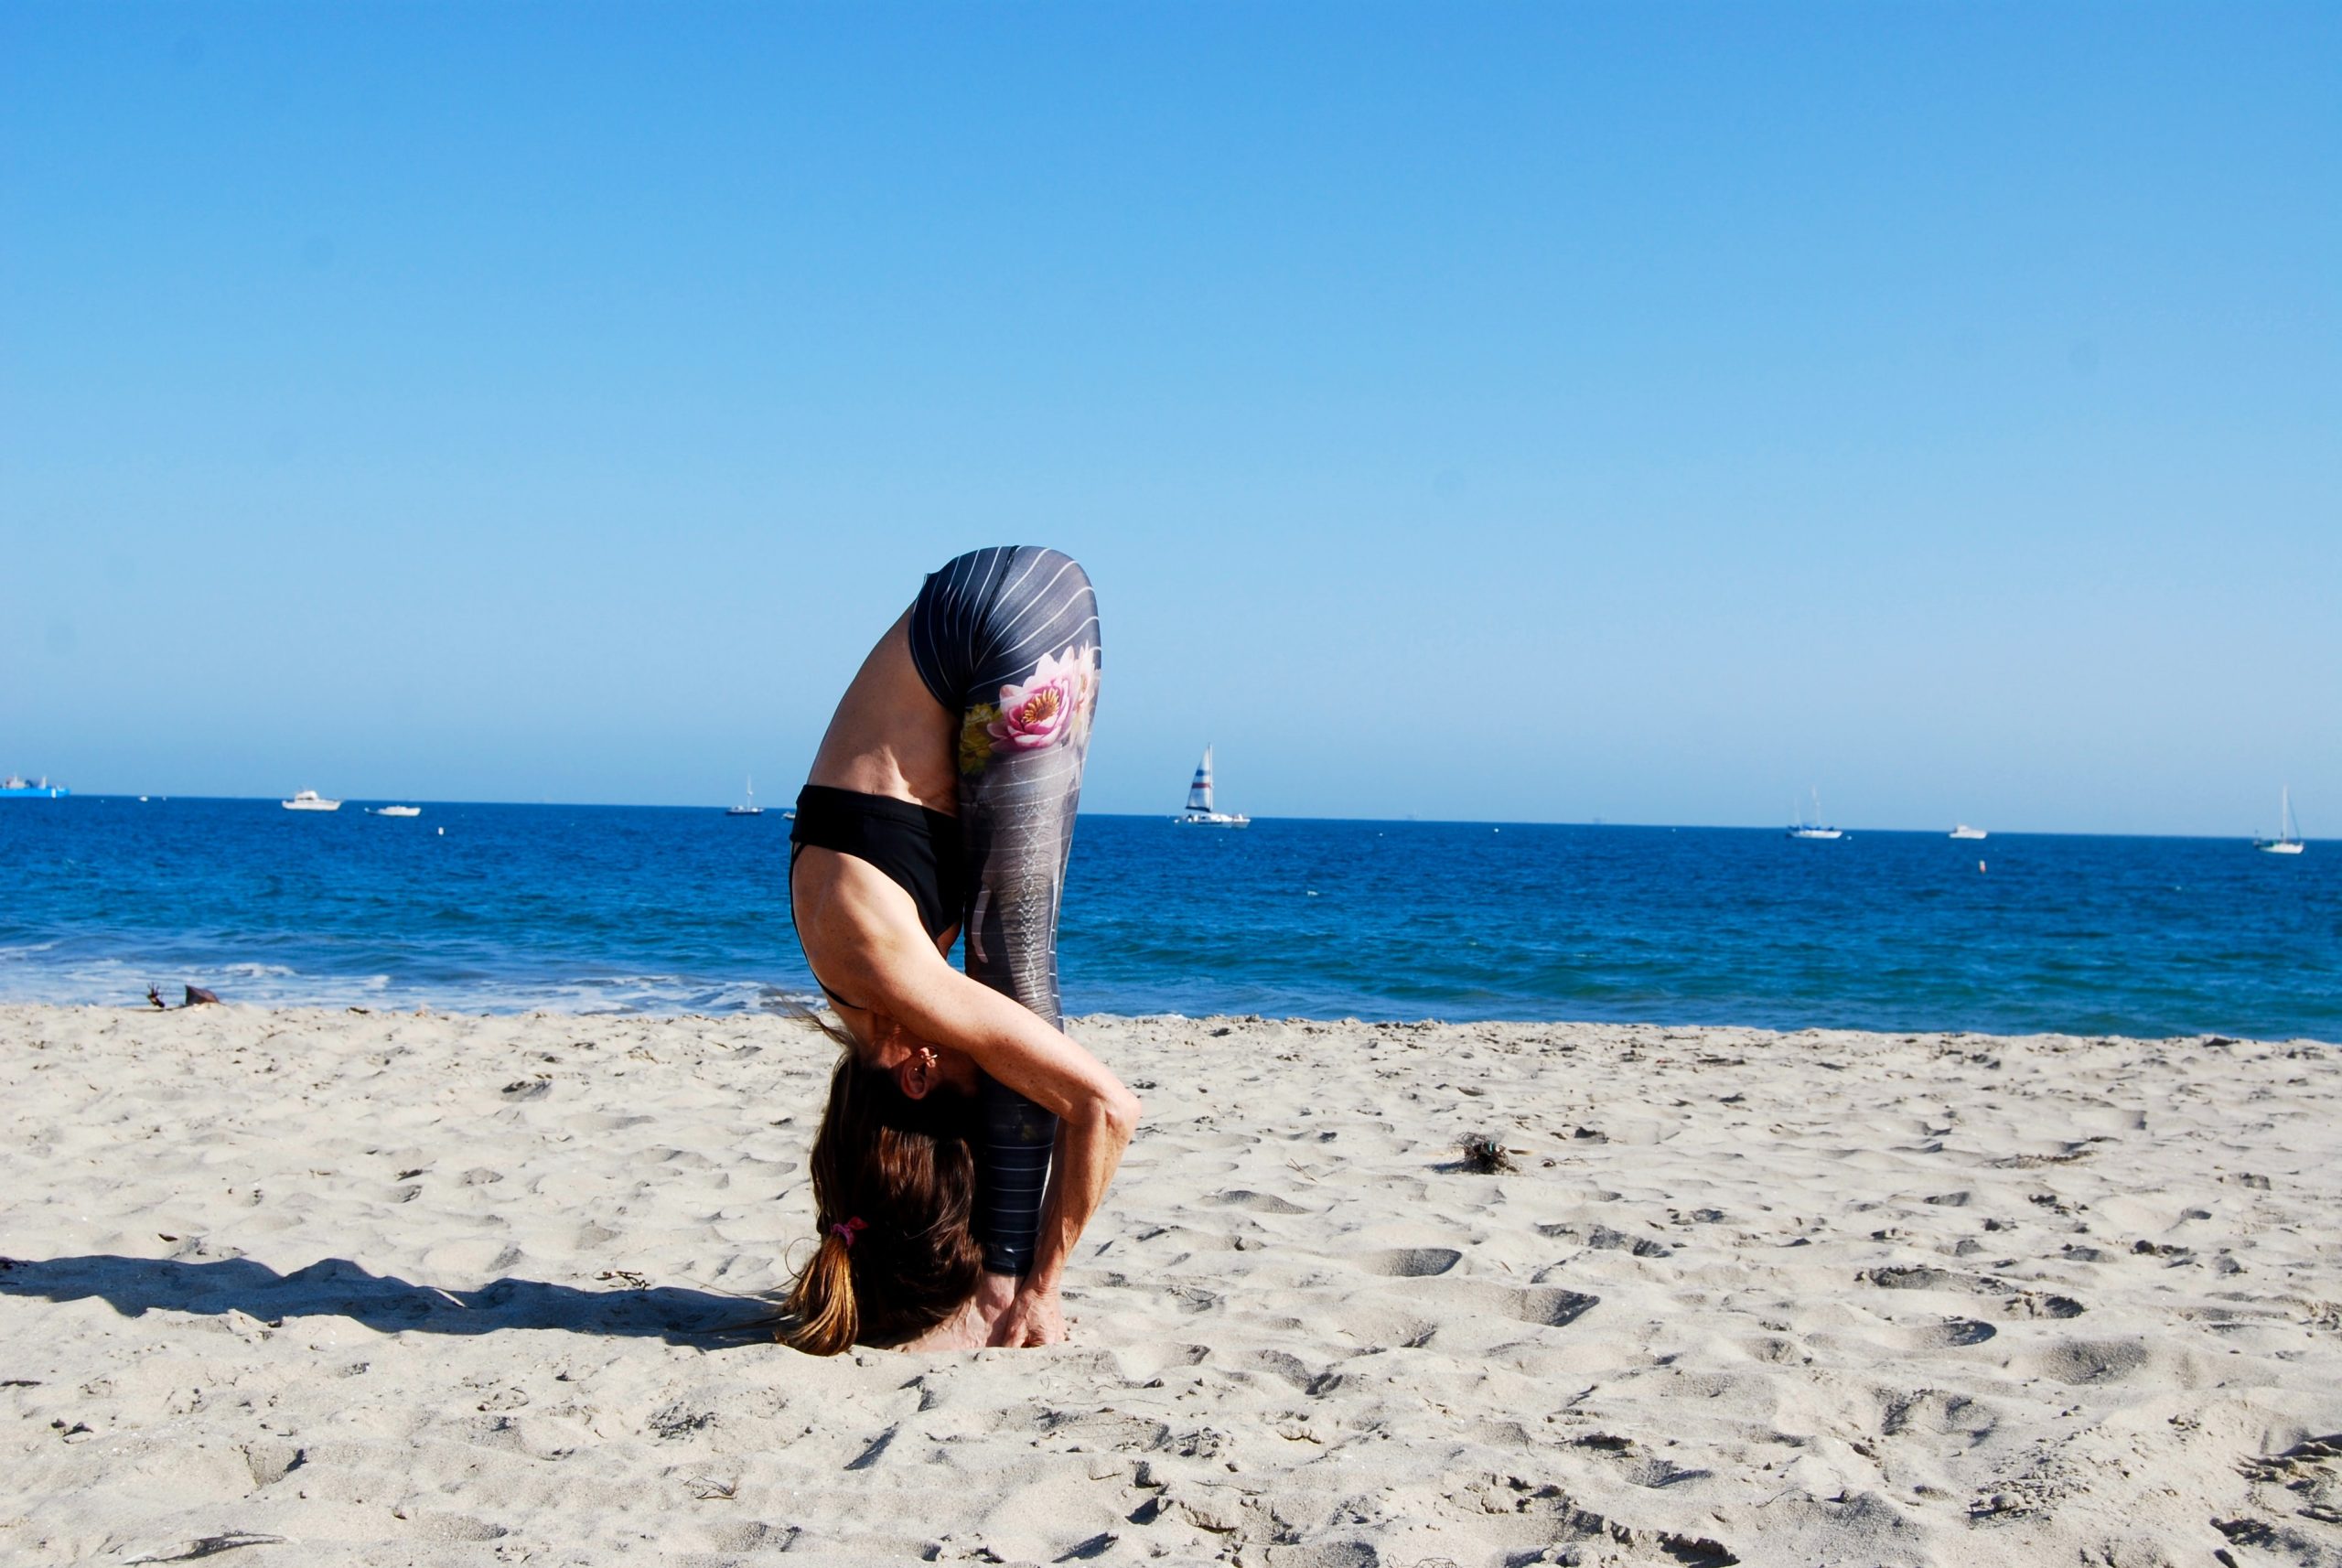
[1174,745,1249,827]
[1786,788,1843,840]
[2255,786,2305,854]
[1950,823,1988,841]
[726,775,765,818]
[282,789,341,811]
[370,804,422,818]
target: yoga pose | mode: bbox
[782,547,1138,1353]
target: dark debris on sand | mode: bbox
[1457,1133,1517,1174]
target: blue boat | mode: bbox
[1,774,70,799]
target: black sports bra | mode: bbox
[789,785,963,1012]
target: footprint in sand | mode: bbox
[1349,1246,1462,1278]
[1857,1264,2086,1319]
[1539,1221,1672,1257]
[1910,1316,1999,1348]
[2012,1336,2153,1384]
[1857,1264,1984,1292]
[1879,1387,1997,1440]
[1205,1189,1313,1215]
[1407,1277,1599,1327]
[1326,1304,1443,1349]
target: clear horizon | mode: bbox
[7,790,2319,844]
[5,4,2336,839]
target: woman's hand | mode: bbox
[988,1282,1066,1348]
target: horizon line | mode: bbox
[11,792,2315,844]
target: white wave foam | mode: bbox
[0,950,823,1018]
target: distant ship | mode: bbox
[1175,745,1249,827]
[1950,823,1988,841]
[726,775,765,818]
[0,774,69,800]
[369,804,422,818]
[1786,788,1843,840]
[282,789,341,812]
[2255,787,2305,855]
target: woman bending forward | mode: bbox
[782,547,1138,1353]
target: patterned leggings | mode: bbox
[908,547,1101,1275]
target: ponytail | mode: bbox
[780,1224,860,1356]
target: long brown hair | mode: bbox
[780,1024,984,1354]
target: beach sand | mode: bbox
[3,1004,2338,1566]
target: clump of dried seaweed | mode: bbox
[1457,1133,1517,1174]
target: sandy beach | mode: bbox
[3,1004,2337,1566]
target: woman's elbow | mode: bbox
[1053,1066,1138,1142]
[1096,1083,1142,1140]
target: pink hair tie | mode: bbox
[831,1217,867,1249]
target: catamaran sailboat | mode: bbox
[2255,787,2305,854]
[1786,788,1842,840]
[1175,746,1249,827]
[726,775,765,818]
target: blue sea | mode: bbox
[1,798,2335,1041]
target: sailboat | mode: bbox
[2254,787,2304,855]
[1175,745,1249,827]
[1786,788,1843,840]
[726,775,765,818]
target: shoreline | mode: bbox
[8,999,2337,1052]
[5,1004,2338,1563]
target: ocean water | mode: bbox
[0,798,2334,1041]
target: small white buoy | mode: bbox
[1978,860,1986,874]
[438,827,446,835]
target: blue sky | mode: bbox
[3,3,2335,834]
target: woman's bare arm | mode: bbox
[800,854,1139,1339]
[809,860,1134,1123]
[830,913,1135,1316]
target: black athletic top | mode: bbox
[789,785,963,1011]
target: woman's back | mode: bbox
[805,608,958,814]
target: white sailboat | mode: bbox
[726,775,765,817]
[2254,787,2305,855]
[282,789,341,812]
[1950,823,1988,841]
[1175,745,1249,827]
[1786,788,1842,840]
